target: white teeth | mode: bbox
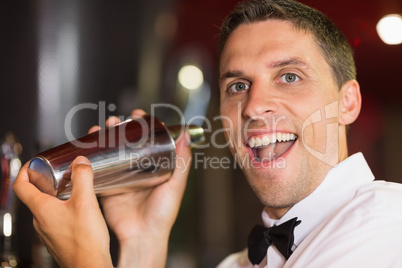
[248,133,297,148]
[262,136,270,145]
[277,133,282,142]
[290,133,295,140]
[255,137,262,147]
[249,137,255,147]
[271,134,277,143]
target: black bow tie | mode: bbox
[247,217,301,265]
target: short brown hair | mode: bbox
[219,0,356,88]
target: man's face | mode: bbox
[219,20,341,214]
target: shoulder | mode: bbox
[353,180,402,218]
[321,180,402,240]
[287,180,402,267]
[357,179,402,197]
[320,180,402,229]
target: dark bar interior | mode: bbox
[0,0,401,267]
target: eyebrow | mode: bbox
[219,70,244,85]
[219,57,312,85]
[267,58,311,69]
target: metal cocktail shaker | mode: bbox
[28,115,204,199]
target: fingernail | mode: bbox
[74,156,91,166]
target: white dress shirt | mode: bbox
[217,153,402,268]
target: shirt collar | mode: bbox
[261,152,375,247]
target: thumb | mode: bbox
[169,131,192,194]
[70,156,96,201]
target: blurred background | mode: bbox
[0,0,401,267]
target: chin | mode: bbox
[243,153,319,210]
[245,168,296,206]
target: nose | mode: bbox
[243,82,278,119]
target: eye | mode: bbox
[228,82,250,93]
[279,73,300,83]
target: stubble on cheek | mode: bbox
[246,173,300,209]
[243,155,320,210]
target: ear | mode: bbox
[339,80,361,126]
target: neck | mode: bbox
[339,127,349,162]
[266,145,350,220]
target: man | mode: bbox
[13,0,402,267]
[216,0,402,267]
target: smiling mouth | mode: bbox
[247,133,297,162]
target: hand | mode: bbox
[89,110,192,267]
[13,156,113,268]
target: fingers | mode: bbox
[176,131,192,159]
[14,157,96,207]
[88,109,147,134]
[105,116,121,127]
[88,116,121,134]
[70,156,96,201]
[169,132,192,195]
[131,109,146,119]
[13,162,52,214]
[88,125,101,134]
